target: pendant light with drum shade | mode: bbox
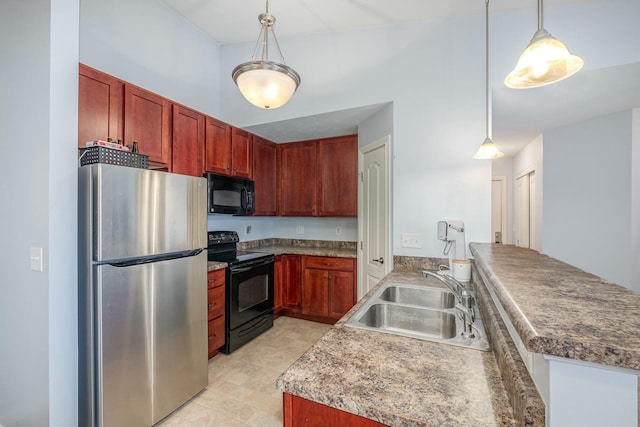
[474,0,504,160]
[505,0,583,89]
[232,0,301,109]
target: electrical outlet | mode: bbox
[336,226,342,235]
[401,233,422,248]
[296,225,304,234]
[245,225,252,234]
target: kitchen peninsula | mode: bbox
[470,243,640,427]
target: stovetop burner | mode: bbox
[207,230,272,266]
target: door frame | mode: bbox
[357,135,392,300]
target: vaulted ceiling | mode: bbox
[162,0,640,156]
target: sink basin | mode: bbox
[344,282,490,351]
[378,285,455,309]
[357,303,457,339]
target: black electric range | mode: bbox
[207,230,273,266]
[207,230,275,354]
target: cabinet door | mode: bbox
[281,255,301,309]
[317,135,358,217]
[252,136,277,215]
[124,85,171,167]
[171,105,204,177]
[231,127,252,178]
[204,116,231,175]
[328,270,355,319]
[278,141,317,216]
[78,64,123,147]
[302,268,329,317]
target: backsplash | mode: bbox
[393,256,450,271]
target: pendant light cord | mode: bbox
[485,0,490,140]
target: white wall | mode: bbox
[0,0,79,425]
[80,0,222,117]
[543,111,634,290]
[220,15,492,258]
[358,103,394,149]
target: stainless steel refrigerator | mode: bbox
[78,163,208,427]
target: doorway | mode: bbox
[357,136,392,300]
[515,171,536,248]
[491,176,507,244]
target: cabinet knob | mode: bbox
[372,257,384,264]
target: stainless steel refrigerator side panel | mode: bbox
[78,165,96,427]
[96,263,153,427]
[92,164,207,262]
[152,250,208,424]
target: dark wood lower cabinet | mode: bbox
[283,393,387,427]
[207,269,225,359]
[301,256,356,323]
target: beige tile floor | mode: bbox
[156,316,331,427]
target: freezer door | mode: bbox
[96,251,208,427]
[82,164,207,262]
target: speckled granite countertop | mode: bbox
[276,270,515,426]
[206,239,355,272]
[470,243,640,370]
[207,261,226,272]
[254,244,356,258]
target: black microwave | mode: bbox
[204,173,255,215]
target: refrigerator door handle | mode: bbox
[108,249,204,267]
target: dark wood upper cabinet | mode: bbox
[278,141,318,216]
[252,136,277,216]
[204,118,252,178]
[317,135,358,217]
[277,135,357,217]
[124,85,171,167]
[230,127,252,178]
[78,64,123,148]
[171,104,204,177]
[204,116,232,175]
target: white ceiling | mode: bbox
[162,0,640,155]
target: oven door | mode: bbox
[227,257,274,331]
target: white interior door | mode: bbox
[358,136,391,299]
[516,172,533,248]
[491,177,506,244]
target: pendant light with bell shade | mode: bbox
[505,0,583,89]
[232,0,301,109]
[474,0,504,160]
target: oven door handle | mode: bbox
[230,256,275,272]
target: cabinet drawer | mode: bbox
[208,316,225,355]
[207,269,225,289]
[303,256,354,271]
[207,286,225,320]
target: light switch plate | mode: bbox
[30,246,43,272]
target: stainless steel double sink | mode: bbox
[344,281,490,351]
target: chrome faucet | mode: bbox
[422,270,476,338]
